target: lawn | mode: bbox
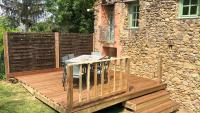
[0,80,124,113]
[0,81,57,113]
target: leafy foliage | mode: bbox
[0,16,19,79]
[0,0,45,31]
[45,0,95,33]
[30,19,53,32]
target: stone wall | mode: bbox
[94,0,200,112]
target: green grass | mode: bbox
[0,81,124,113]
[0,81,57,113]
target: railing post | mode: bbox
[55,32,60,68]
[79,65,83,102]
[113,60,116,92]
[125,58,130,92]
[94,63,98,97]
[119,59,123,90]
[158,56,163,84]
[87,64,91,100]
[3,32,10,79]
[101,62,105,96]
[107,61,111,86]
[66,65,73,113]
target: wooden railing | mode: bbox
[65,57,130,112]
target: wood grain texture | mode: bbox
[113,60,116,92]
[55,32,60,68]
[79,65,83,102]
[66,65,73,113]
[94,63,98,97]
[15,69,166,113]
[87,64,91,100]
[3,32,10,78]
[5,32,93,77]
[101,62,105,96]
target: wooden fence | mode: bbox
[59,33,93,66]
[3,32,93,78]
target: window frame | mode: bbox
[128,3,139,29]
[179,0,200,18]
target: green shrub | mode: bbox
[0,16,19,79]
[0,27,5,79]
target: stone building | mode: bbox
[94,0,200,112]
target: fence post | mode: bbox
[55,32,60,68]
[3,32,10,79]
[158,56,163,84]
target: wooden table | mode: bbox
[66,55,102,63]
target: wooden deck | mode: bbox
[15,69,166,113]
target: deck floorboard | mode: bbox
[15,69,166,113]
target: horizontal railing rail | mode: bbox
[65,57,130,112]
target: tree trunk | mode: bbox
[24,24,29,32]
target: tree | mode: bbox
[45,0,95,33]
[30,18,52,32]
[0,0,45,32]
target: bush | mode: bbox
[0,16,19,79]
[0,60,5,79]
[0,28,5,79]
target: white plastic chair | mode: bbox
[91,51,101,56]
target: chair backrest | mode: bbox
[73,65,80,78]
[91,51,101,56]
[68,54,75,59]
[62,55,69,62]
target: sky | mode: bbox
[0,0,2,15]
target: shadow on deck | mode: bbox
[15,69,166,113]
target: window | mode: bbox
[180,0,199,18]
[129,3,139,28]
